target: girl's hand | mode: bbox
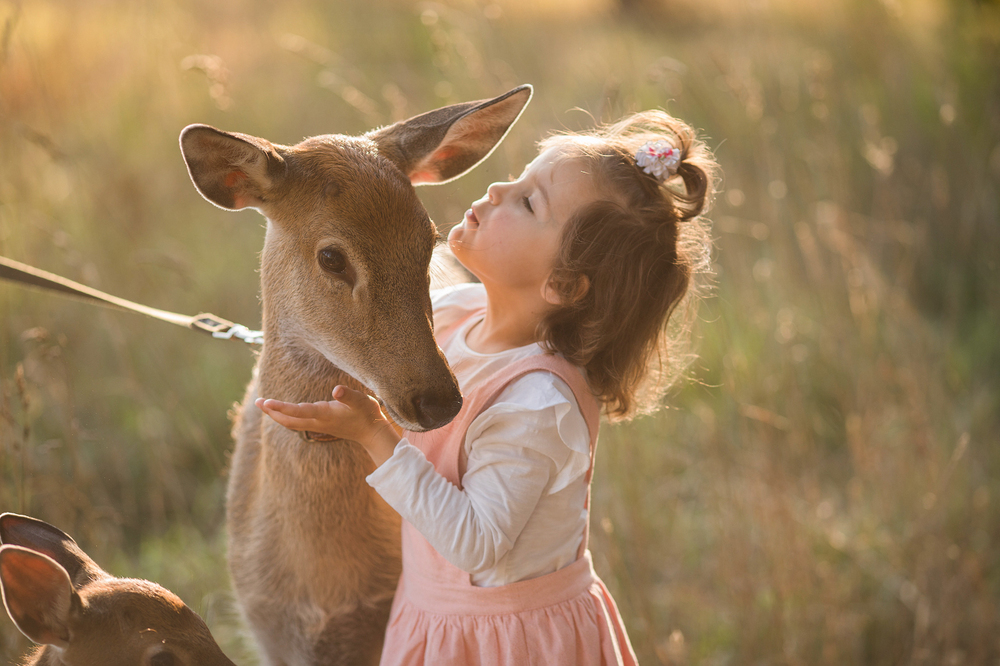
[255,386,401,466]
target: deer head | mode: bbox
[179,86,532,431]
[0,513,237,666]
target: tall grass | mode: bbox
[2,0,998,663]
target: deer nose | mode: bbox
[412,390,463,430]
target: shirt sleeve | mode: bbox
[365,372,590,575]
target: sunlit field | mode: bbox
[2,0,998,663]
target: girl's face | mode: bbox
[448,147,594,300]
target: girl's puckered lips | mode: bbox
[463,208,480,229]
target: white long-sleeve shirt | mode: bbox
[366,284,592,587]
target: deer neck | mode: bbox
[256,328,362,405]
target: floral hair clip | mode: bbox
[635,140,681,181]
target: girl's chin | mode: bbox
[447,233,466,255]
[448,223,474,243]
[447,235,478,270]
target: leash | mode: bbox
[0,255,263,346]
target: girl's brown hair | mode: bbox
[537,111,718,421]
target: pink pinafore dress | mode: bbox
[379,313,638,666]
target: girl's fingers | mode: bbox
[333,386,384,417]
[330,386,386,420]
[259,399,331,419]
[254,397,340,431]
[254,387,384,435]
[261,410,317,432]
[255,388,363,415]
[330,385,370,407]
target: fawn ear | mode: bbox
[180,125,287,210]
[0,545,75,648]
[0,513,106,588]
[368,84,533,185]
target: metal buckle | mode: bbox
[213,324,264,346]
[191,313,263,346]
[191,314,236,335]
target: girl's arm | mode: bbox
[368,375,588,576]
[367,424,556,574]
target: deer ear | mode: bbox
[180,125,287,210]
[0,514,106,589]
[368,84,532,185]
[0,545,75,648]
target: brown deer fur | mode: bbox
[179,86,532,666]
[0,513,237,666]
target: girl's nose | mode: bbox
[485,181,507,204]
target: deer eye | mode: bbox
[318,247,348,275]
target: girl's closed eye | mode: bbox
[522,196,534,213]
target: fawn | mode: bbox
[179,86,532,665]
[0,513,236,666]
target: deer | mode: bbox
[178,85,532,666]
[0,512,237,666]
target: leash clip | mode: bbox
[192,314,263,346]
[213,324,264,346]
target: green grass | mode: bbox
[2,0,999,663]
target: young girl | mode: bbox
[257,110,718,665]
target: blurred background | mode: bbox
[1,0,998,663]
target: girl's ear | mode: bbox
[542,273,590,306]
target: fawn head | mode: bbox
[0,513,236,666]
[179,86,532,431]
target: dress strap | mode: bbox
[417,306,603,562]
[455,353,601,561]
[459,354,601,446]
[434,306,601,450]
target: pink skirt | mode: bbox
[378,552,638,666]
